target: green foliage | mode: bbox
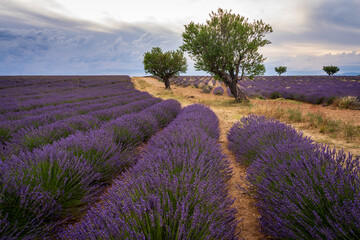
[143,47,187,89]
[323,65,339,76]
[274,66,287,76]
[0,127,11,144]
[23,160,89,210]
[181,8,272,101]
[202,85,213,93]
[113,125,144,147]
[270,91,282,99]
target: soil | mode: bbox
[131,76,360,239]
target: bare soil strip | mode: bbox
[218,120,265,240]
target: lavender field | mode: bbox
[1,75,359,240]
[0,76,180,238]
[171,75,360,104]
[0,76,241,239]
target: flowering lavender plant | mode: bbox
[1,148,100,239]
[228,114,360,239]
[61,104,238,239]
[227,114,312,166]
[213,86,224,95]
[52,129,134,184]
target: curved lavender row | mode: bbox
[227,115,360,239]
[0,91,153,146]
[2,97,161,159]
[0,79,134,113]
[61,104,238,240]
[1,89,140,121]
[0,82,131,112]
[0,99,182,239]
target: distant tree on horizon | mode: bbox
[143,47,187,89]
[275,66,287,76]
[323,65,339,76]
[181,8,272,102]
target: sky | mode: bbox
[0,0,360,76]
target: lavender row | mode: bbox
[0,99,182,239]
[4,79,133,102]
[61,104,238,240]
[0,75,111,88]
[0,84,133,114]
[0,91,153,145]
[170,75,360,104]
[0,75,132,95]
[0,78,134,113]
[241,76,360,104]
[0,89,138,121]
[228,115,360,239]
[0,79,132,105]
[1,97,161,158]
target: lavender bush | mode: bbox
[61,104,238,240]
[213,86,224,95]
[142,99,182,128]
[227,114,312,166]
[228,114,360,239]
[52,129,134,184]
[0,148,100,239]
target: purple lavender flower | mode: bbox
[61,104,238,239]
[227,114,312,166]
[228,114,360,239]
[213,86,224,95]
[52,129,134,184]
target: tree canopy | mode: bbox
[143,47,187,89]
[181,8,272,102]
[275,66,287,76]
[323,65,340,76]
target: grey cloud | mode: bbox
[0,18,182,75]
[270,0,360,47]
[313,0,360,30]
[0,0,111,32]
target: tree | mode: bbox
[143,47,187,89]
[181,8,272,102]
[275,66,287,76]
[323,65,339,76]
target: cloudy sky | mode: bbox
[1,0,359,76]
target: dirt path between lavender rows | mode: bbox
[131,76,360,239]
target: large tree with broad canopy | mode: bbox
[181,8,272,102]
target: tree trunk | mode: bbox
[227,76,248,102]
[164,77,171,89]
